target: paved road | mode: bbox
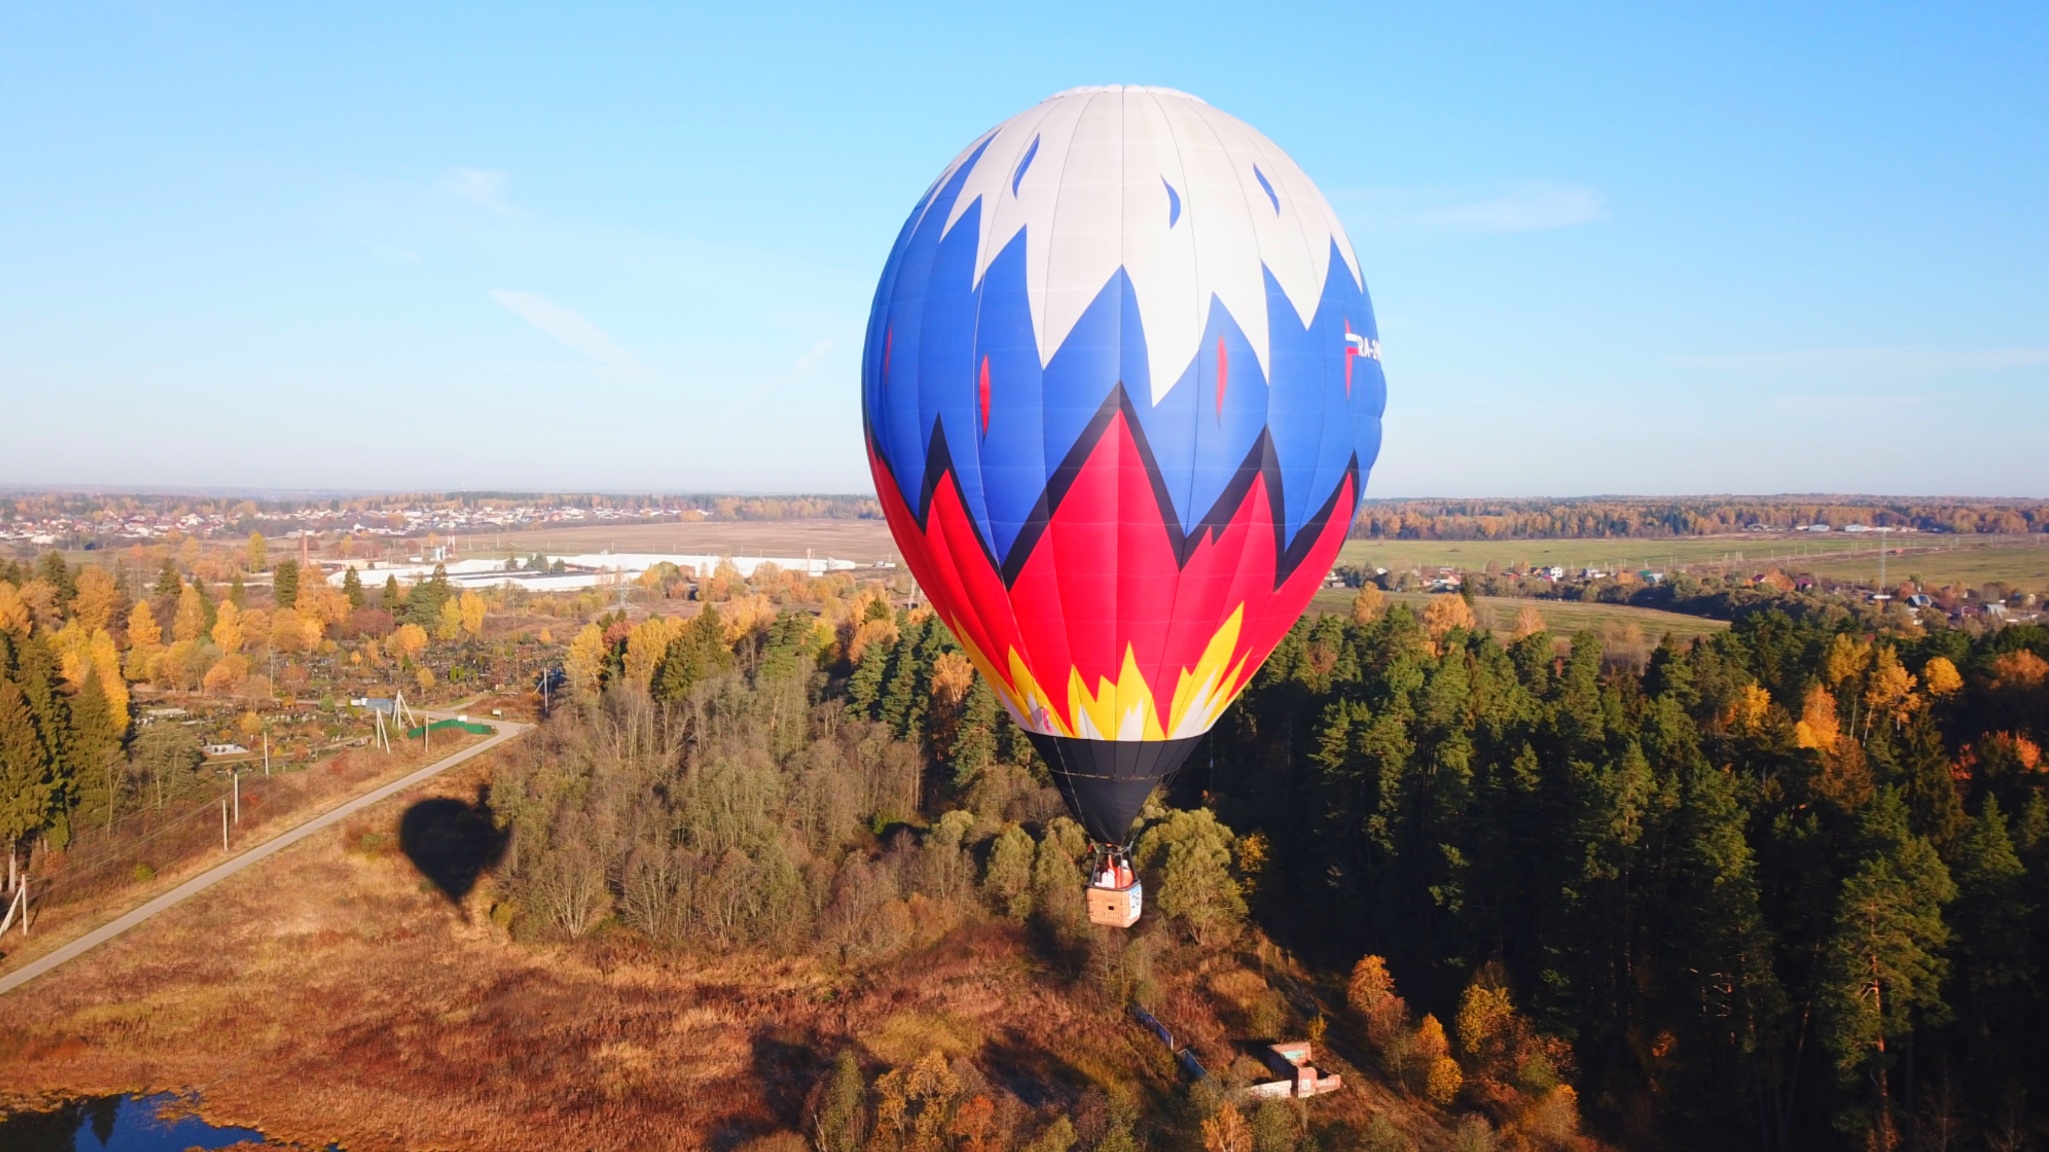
[0,717,531,997]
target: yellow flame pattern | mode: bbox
[943,605,1255,741]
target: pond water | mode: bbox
[0,1093,327,1150]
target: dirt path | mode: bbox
[0,717,530,997]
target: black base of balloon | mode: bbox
[1026,732,1203,846]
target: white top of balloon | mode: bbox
[913,85,1365,408]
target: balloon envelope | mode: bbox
[863,86,1386,843]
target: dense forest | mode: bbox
[1206,596,2048,1150]
[1349,498,2049,540]
[492,585,2047,1150]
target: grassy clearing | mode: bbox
[1311,587,1730,642]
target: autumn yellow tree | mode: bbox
[565,623,608,696]
[204,653,250,696]
[125,600,163,681]
[172,584,209,643]
[846,616,899,665]
[458,590,487,640]
[930,651,975,709]
[870,1049,960,1150]
[246,531,268,572]
[1863,647,1919,729]
[211,601,244,654]
[1454,982,1518,1081]
[17,579,61,631]
[1922,656,1963,698]
[1350,585,1386,625]
[1730,682,1773,730]
[1823,633,1872,687]
[1795,684,1841,750]
[1347,954,1410,1044]
[270,608,309,656]
[384,622,429,663]
[1201,1104,1251,1152]
[434,597,463,642]
[297,581,352,630]
[0,583,28,634]
[1413,1014,1463,1105]
[71,565,120,633]
[1423,594,1477,642]
[622,615,687,694]
[1512,604,1549,640]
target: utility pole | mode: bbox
[233,771,240,823]
[222,799,230,852]
[263,730,270,777]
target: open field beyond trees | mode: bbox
[1308,588,1730,644]
[1338,532,2049,590]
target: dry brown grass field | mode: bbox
[452,519,901,564]
[0,731,484,982]
[0,753,1427,1151]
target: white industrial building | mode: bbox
[324,552,860,592]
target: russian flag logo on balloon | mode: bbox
[863,85,1386,748]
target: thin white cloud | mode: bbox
[367,242,421,266]
[1336,182,1608,236]
[489,290,648,375]
[440,167,519,216]
[696,338,840,440]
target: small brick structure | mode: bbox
[1254,1041,1343,1099]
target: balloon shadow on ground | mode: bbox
[399,785,508,914]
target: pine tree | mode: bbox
[227,571,247,609]
[381,575,401,610]
[950,679,1000,789]
[35,551,75,608]
[67,672,122,831]
[1895,715,1965,854]
[152,557,183,599]
[341,567,365,609]
[12,635,70,805]
[651,607,730,704]
[1949,796,2035,1097]
[0,681,55,869]
[846,636,891,718]
[1816,790,1956,1142]
[195,577,217,636]
[272,558,300,609]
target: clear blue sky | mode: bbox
[2,2,2044,497]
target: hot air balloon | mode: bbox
[863,85,1385,925]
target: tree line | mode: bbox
[1351,498,2048,541]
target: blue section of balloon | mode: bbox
[864,136,1386,572]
